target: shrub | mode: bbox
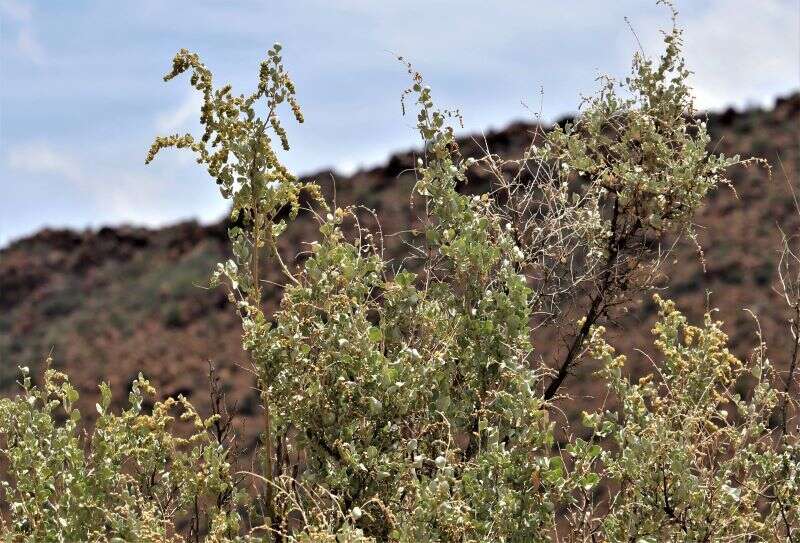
[582,298,799,541]
[2,3,796,541]
[0,365,242,541]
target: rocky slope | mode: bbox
[1,92,798,447]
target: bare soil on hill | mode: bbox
[1,93,798,450]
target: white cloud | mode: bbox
[100,171,175,224]
[335,159,359,177]
[2,0,797,245]
[5,142,172,224]
[640,0,800,110]
[16,26,45,65]
[1,0,46,65]
[156,91,203,133]
[6,142,83,183]
[689,0,799,109]
[0,0,31,21]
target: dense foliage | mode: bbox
[2,4,797,541]
[0,365,242,540]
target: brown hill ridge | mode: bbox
[1,93,798,446]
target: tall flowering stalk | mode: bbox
[146,43,321,524]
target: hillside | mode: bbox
[1,92,798,449]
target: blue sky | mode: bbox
[1,0,798,246]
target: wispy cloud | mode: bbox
[16,26,45,65]
[1,0,797,246]
[5,141,173,224]
[1,0,46,65]
[6,142,82,183]
[156,91,203,133]
[0,0,32,21]
[640,0,799,109]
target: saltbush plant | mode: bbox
[1,3,797,541]
[0,364,242,541]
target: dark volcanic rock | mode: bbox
[1,92,798,445]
